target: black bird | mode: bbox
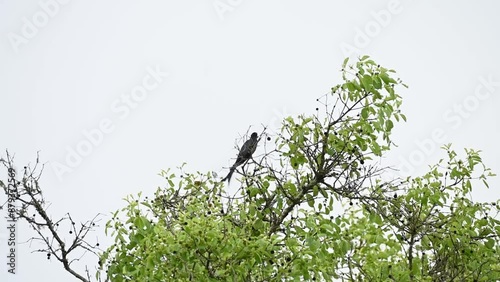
[222,132,259,183]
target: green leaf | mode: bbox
[306,194,315,208]
[361,107,369,119]
[340,240,349,254]
[385,120,394,131]
[346,82,356,91]
[478,219,488,227]
[371,141,381,156]
[361,75,373,90]
[342,57,349,68]
[373,75,382,89]
[307,237,320,251]
[485,239,495,249]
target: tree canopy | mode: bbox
[98,57,500,281]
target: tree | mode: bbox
[2,56,499,281]
[0,152,104,281]
[99,57,500,281]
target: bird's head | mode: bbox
[251,132,258,139]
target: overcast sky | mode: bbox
[1,1,499,281]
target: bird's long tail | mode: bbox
[222,167,235,183]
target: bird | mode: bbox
[222,132,259,183]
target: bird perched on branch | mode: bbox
[222,132,259,183]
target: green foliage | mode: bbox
[344,145,499,281]
[100,56,499,281]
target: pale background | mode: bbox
[1,1,499,281]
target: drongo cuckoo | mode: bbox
[222,132,259,183]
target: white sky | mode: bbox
[1,1,499,281]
